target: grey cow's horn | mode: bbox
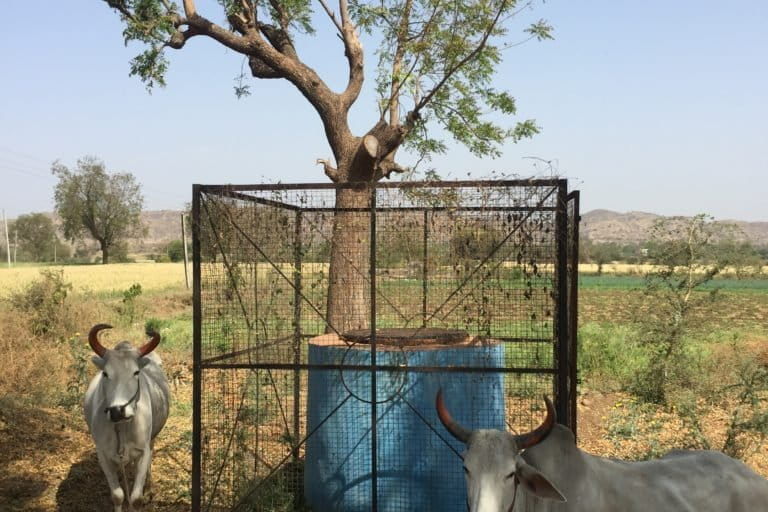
[436,389,472,443]
[514,395,556,449]
[138,330,161,356]
[88,324,112,357]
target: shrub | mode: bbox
[8,269,74,337]
[118,282,143,325]
[578,323,646,391]
[167,239,187,262]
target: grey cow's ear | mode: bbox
[138,356,152,369]
[515,456,566,502]
[91,356,106,369]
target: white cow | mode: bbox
[436,390,768,512]
[84,324,170,511]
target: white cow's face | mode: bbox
[92,347,148,422]
[462,430,564,512]
[463,430,519,512]
[436,391,566,512]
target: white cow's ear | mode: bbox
[91,356,105,369]
[515,456,566,502]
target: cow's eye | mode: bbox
[505,472,515,480]
[463,466,470,475]
[134,370,140,376]
[102,372,108,379]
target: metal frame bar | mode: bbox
[554,180,571,427]
[191,184,202,511]
[567,190,580,439]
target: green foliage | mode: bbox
[366,0,550,160]
[52,156,146,264]
[119,282,144,325]
[9,269,73,337]
[12,213,61,262]
[578,323,646,391]
[716,240,765,279]
[633,214,734,404]
[61,333,92,407]
[719,348,768,459]
[167,239,187,262]
[104,0,552,165]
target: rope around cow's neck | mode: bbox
[115,423,133,512]
[507,478,519,512]
[113,377,141,512]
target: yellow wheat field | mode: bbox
[1,261,763,299]
[0,262,190,297]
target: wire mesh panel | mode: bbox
[192,180,579,511]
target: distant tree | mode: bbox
[13,213,59,262]
[52,156,146,264]
[715,240,763,279]
[585,241,622,275]
[167,239,186,262]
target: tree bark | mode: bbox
[325,185,372,334]
[100,240,109,264]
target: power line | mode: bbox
[0,145,52,166]
[0,164,52,180]
[0,154,50,172]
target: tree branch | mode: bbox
[338,0,364,110]
[183,0,196,18]
[388,0,413,127]
[248,55,283,78]
[407,0,510,126]
[316,158,341,182]
[317,0,344,34]
[267,0,290,31]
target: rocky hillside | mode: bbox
[138,209,768,248]
[131,210,187,252]
[582,210,768,245]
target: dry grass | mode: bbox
[0,263,189,298]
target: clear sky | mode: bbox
[0,1,766,221]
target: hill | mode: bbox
[581,210,768,245]
[6,209,767,258]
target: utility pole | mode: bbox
[13,230,17,264]
[181,213,190,289]
[2,210,10,268]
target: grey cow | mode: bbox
[436,390,768,512]
[84,324,170,511]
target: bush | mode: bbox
[118,283,143,325]
[167,239,187,262]
[8,269,74,337]
[578,323,646,391]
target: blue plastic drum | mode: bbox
[304,332,505,511]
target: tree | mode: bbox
[102,0,552,331]
[13,213,60,262]
[52,156,147,264]
[167,239,186,262]
[634,214,734,404]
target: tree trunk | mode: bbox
[100,240,109,264]
[325,185,373,334]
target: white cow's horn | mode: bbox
[514,395,556,449]
[436,389,472,443]
[88,324,112,357]
[138,330,161,356]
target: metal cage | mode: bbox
[192,180,580,511]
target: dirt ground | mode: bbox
[3,379,768,511]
